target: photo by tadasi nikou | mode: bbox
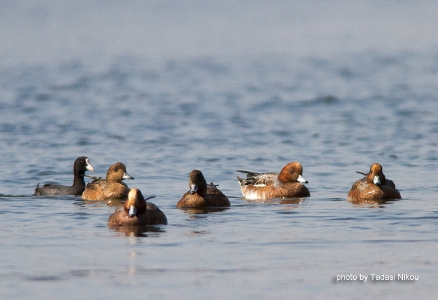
[336,273,419,282]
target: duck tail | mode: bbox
[34,183,40,195]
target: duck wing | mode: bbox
[237,170,277,186]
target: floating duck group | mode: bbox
[34,157,402,227]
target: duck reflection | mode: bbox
[178,206,230,215]
[240,197,306,205]
[108,224,166,237]
[349,198,399,207]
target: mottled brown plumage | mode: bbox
[237,162,310,200]
[347,163,401,203]
[82,162,133,201]
[108,188,167,226]
[177,170,230,208]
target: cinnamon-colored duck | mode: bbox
[82,162,133,201]
[347,163,401,203]
[177,170,230,208]
[108,188,167,226]
[237,162,310,200]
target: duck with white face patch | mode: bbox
[236,162,310,200]
[347,163,401,203]
[177,170,230,208]
[108,188,167,226]
[82,162,134,201]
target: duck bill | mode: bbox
[373,175,381,185]
[122,172,134,180]
[85,158,95,172]
[297,175,308,184]
[128,205,137,218]
[189,183,198,194]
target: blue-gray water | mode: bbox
[1,1,438,299]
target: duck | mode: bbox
[237,162,310,200]
[347,163,401,203]
[81,162,133,201]
[34,156,94,196]
[108,188,167,226]
[177,170,230,208]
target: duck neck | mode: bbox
[196,181,208,196]
[72,171,86,188]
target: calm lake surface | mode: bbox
[1,1,438,299]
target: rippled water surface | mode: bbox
[1,1,438,299]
